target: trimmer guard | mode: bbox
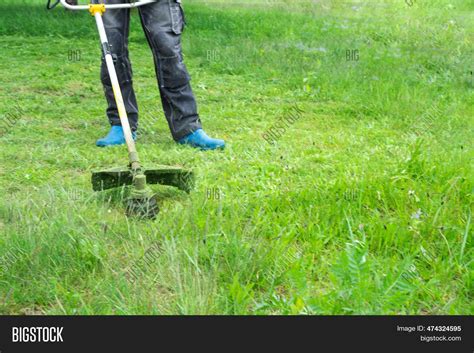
[92,166,194,193]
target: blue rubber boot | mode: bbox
[178,129,225,151]
[96,126,136,147]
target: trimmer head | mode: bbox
[125,174,160,220]
[91,166,194,193]
[126,194,159,220]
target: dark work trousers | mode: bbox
[96,0,202,140]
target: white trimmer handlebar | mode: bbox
[59,0,157,11]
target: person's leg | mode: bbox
[138,0,199,140]
[138,0,224,149]
[96,0,138,146]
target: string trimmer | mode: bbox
[49,0,194,219]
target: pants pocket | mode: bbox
[160,56,190,88]
[170,0,185,35]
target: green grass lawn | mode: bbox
[0,0,472,314]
